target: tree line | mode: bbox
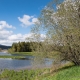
[8,42,42,52]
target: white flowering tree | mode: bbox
[32,0,80,65]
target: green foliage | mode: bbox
[8,42,43,53]
[0,66,80,80]
[0,69,48,80]
[8,42,33,52]
[41,66,80,80]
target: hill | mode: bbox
[0,44,11,50]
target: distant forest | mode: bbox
[8,42,42,52]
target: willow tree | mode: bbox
[32,0,80,65]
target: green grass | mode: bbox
[9,52,34,56]
[41,66,80,80]
[0,69,49,80]
[0,52,34,59]
[0,66,80,80]
[0,55,25,59]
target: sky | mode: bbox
[0,0,51,46]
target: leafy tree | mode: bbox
[12,43,17,52]
[16,42,21,52]
[32,0,80,65]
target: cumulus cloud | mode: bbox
[0,21,16,30]
[0,21,15,45]
[0,30,13,40]
[18,15,39,27]
[0,32,46,46]
[8,34,23,41]
[0,20,45,46]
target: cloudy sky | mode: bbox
[0,0,50,46]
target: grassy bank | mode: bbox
[0,55,25,59]
[9,52,34,56]
[40,66,80,80]
[0,52,34,59]
[0,66,80,80]
[0,69,49,80]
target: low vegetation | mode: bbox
[41,66,80,80]
[0,68,49,80]
[0,55,25,59]
[9,52,34,56]
[0,52,34,59]
[0,65,80,80]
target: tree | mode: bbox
[32,0,80,65]
[12,43,17,52]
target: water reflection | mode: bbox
[0,52,53,70]
[0,58,32,70]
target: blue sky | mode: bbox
[0,0,51,46]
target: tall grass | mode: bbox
[0,69,49,80]
[0,66,80,80]
[41,66,80,80]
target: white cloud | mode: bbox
[0,21,16,30]
[0,20,45,46]
[18,14,39,27]
[0,32,46,46]
[0,20,15,45]
[0,21,15,41]
[8,34,22,41]
[0,30,13,40]
[32,18,39,23]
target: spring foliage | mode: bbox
[32,0,80,65]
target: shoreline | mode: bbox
[0,64,52,71]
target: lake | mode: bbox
[0,52,53,70]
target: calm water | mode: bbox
[0,52,53,70]
[0,52,11,56]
